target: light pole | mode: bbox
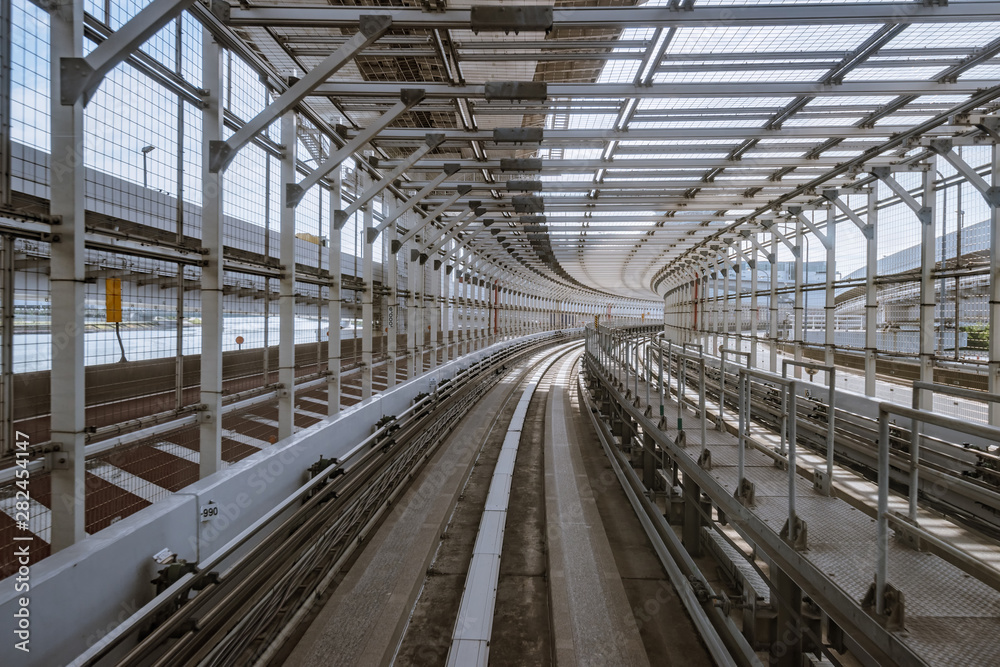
[141,145,155,188]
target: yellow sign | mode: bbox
[594,314,600,327]
[105,278,122,323]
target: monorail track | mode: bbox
[74,334,577,667]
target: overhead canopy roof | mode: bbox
[221,0,1000,301]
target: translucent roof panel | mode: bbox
[667,24,882,55]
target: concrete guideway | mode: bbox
[544,352,650,667]
[392,343,714,666]
[281,344,576,666]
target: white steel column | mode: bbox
[277,111,296,440]
[750,245,759,367]
[441,259,451,361]
[429,260,439,369]
[386,196,398,388]
[49,0,87,549]
[328,175,342,416]
[455,250,464,356]
[865,187,878,396]
[406,223,418,378]
[361,177,374,400]
[712,262,722,353]
[793,218,804,374]
[918,158,937,409]
[734,247,743,352]
[991,144,1000,425]
[723,255,732,351]
[770,235,779,373]
[198,28,224,478]
[825,205,837,367]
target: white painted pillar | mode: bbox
[825,206,837,368]
[328,176,342,416]
[918,158,937,409]
[386,196,398,388]
[429,260,439,369]
[793,218,804,375]
[865,188,878,396]
[277,111,296,439]
[49,0,87,549]
[990,144,1000,425]
[361,177,374,401]
[198,28,224,479]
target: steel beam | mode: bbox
[230,4,1000,29]
[394,185,473,250]
[287,89,426,207]
[373,164,461,241]
[209,15,392,173]
[416,207,476,256]
[61,0,194,106]
[313,80,991,99]
[342,125,953,142]
[336,133,444,231]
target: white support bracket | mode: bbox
[928,139,1000,208]
[422,205,486,265]
[394,185,473,251]
[724,236,752,267]
[744,231,776,264]
[377,164,461,243]
[869,169,933,225]
[787,206,832,250]
[429,215,482,270]
[340,133,444,232]
[288,88,426,207]
[440,218,493,264]
[760,219,799,257]
[821,189,875,239]
[60,0,195,106]
[415,207,477,259]
[209,15,392,173]
[974,116,1000,143]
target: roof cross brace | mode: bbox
[61,0,195,106]
[394,185,473,251]
[372,164,461,243]
[335,133,445,230]
[288,88,426,207]
[210,15,392,173]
